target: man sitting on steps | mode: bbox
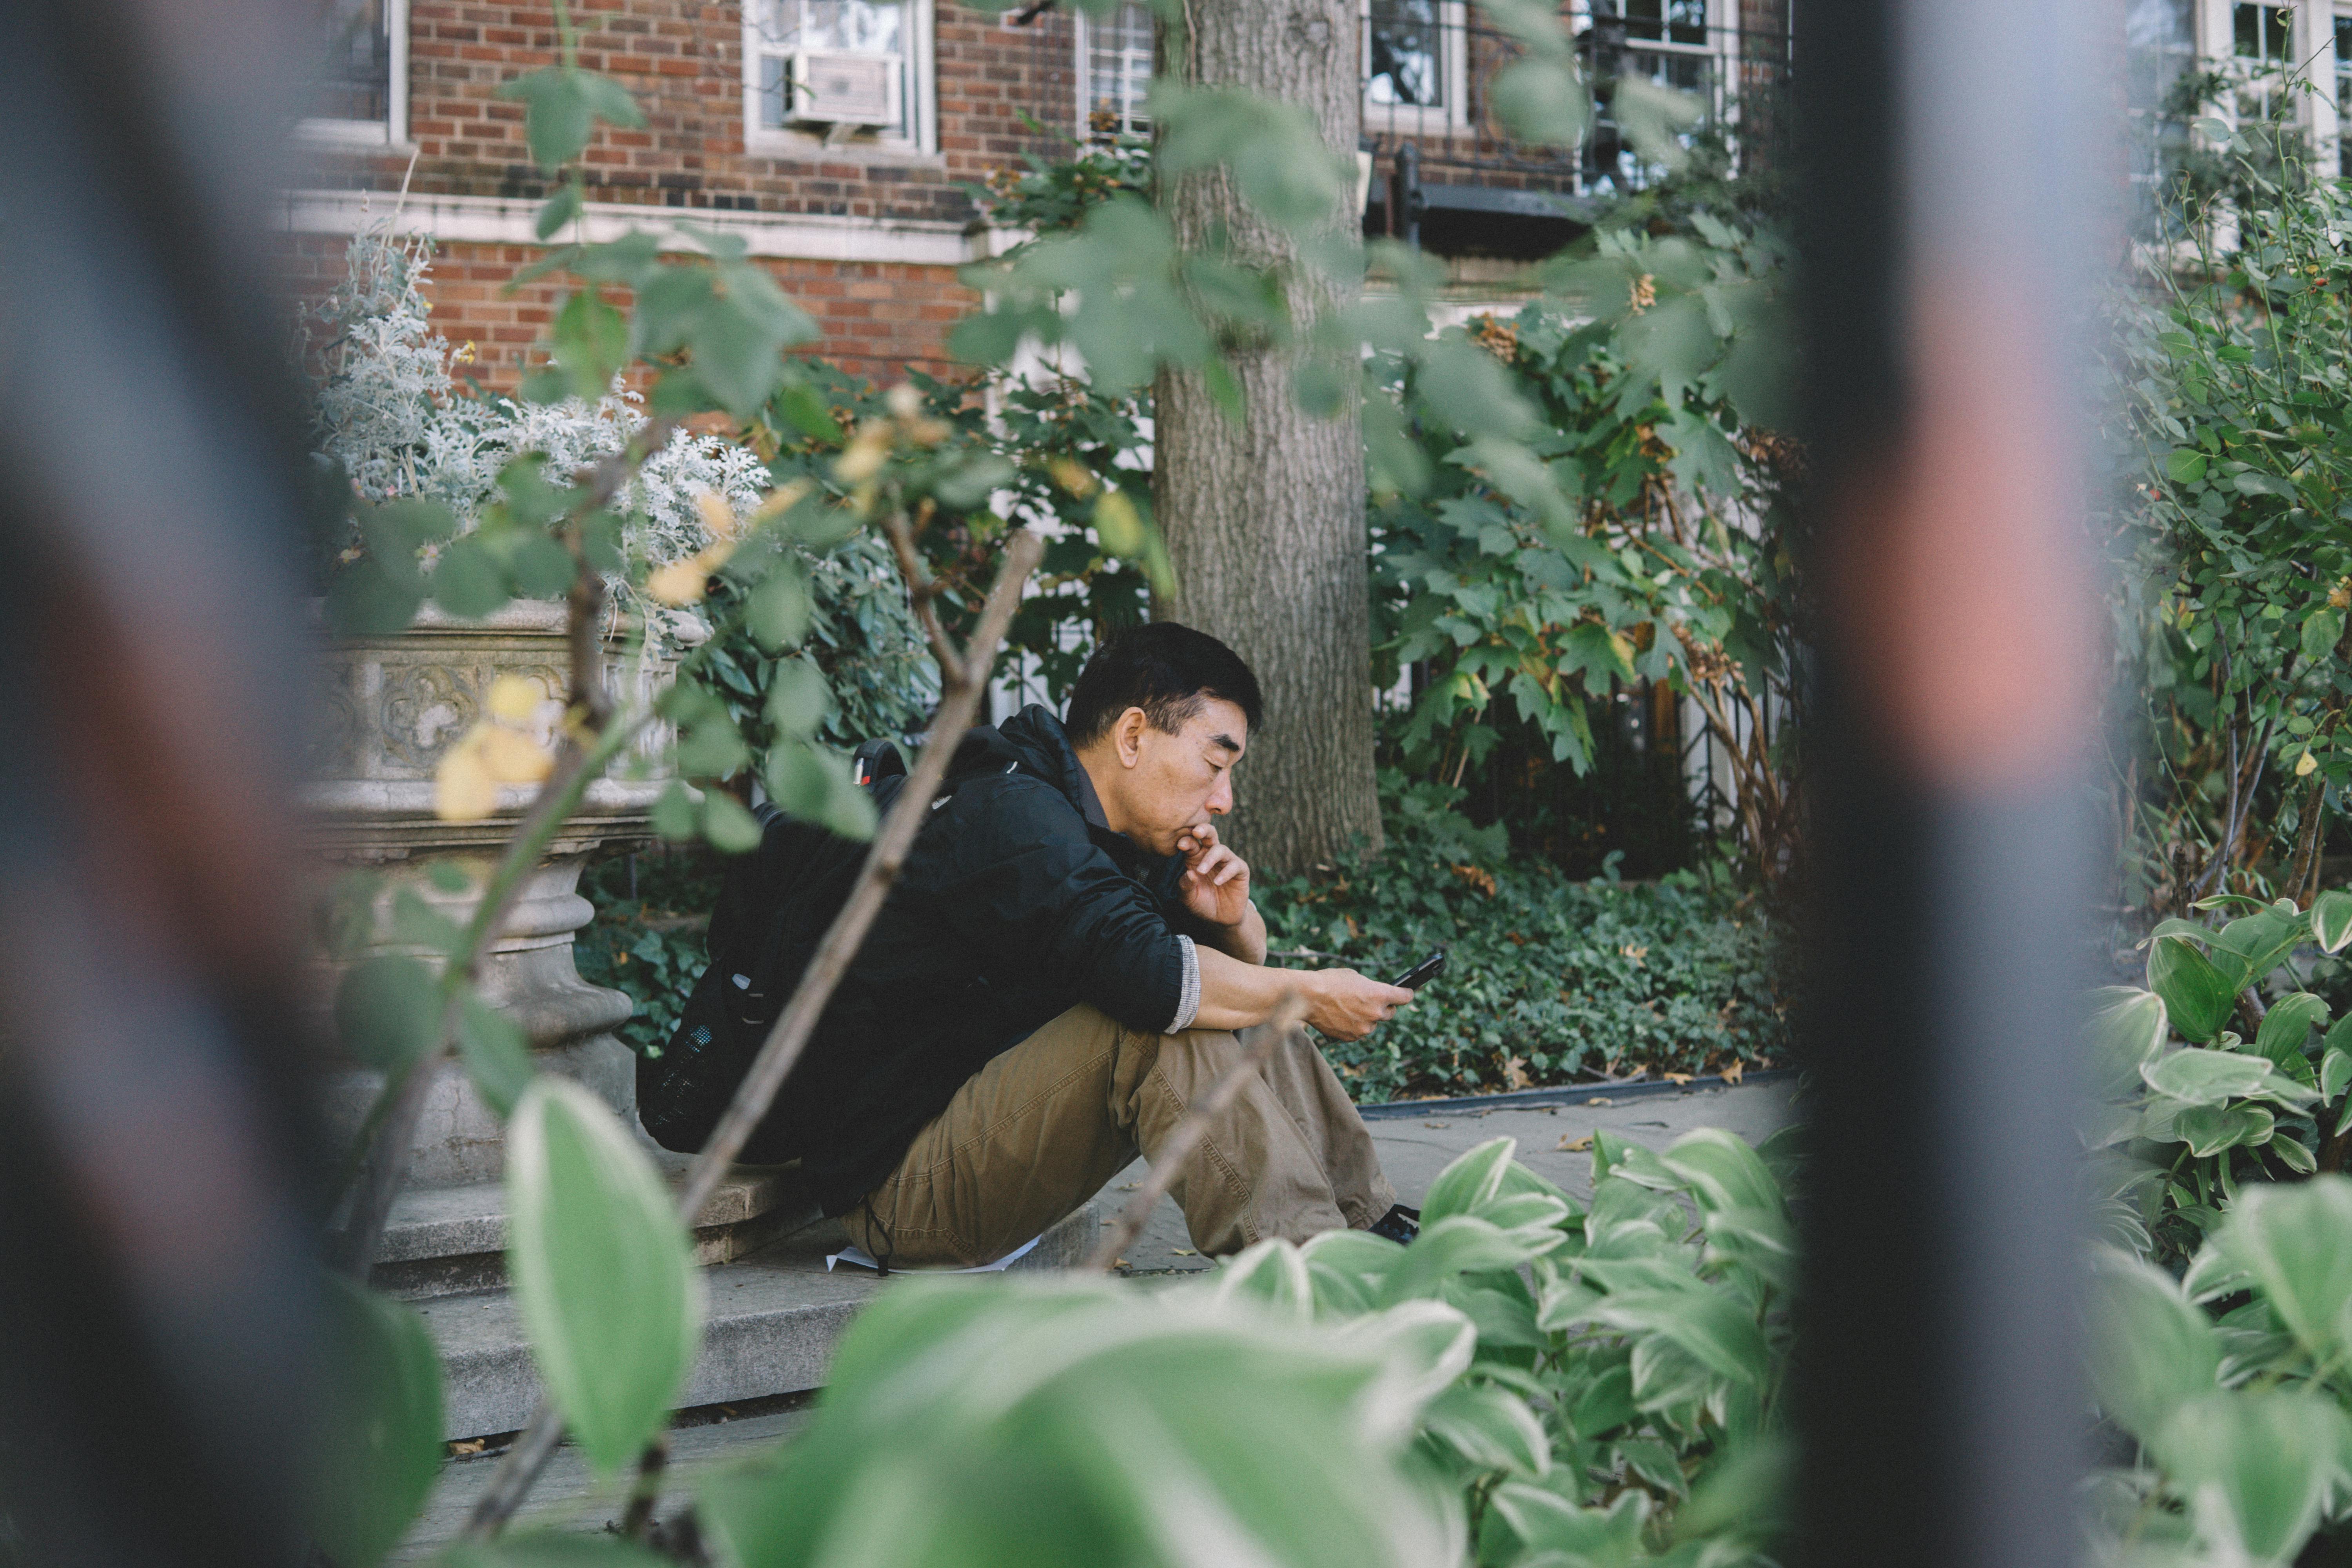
[766,621,1421,1269]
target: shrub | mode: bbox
[1258,773,1791,1102]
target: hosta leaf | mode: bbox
[2212,1177,2352,1365]
[2087,1246,2222,1443]
[2150,1392,2351,1564]
[1421,1136,1520,1224]
[2143,1048,2312,1108]
[2325,1044,2352,1104]
[2314,889,2352,954]
[1216,1239,1314,1323]
[310,1275,444,1568]
[1589,1285,1769,1387]
[506,1078,704,1474]
[2254,992,2330,1067]
[2147,933,2246,1044]
[1659,1127,1786,1218]
[1419,1381,1550,1476]
[2085,987,2169,1099]
[2174,1102,2274,1156]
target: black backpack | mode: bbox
[635,739,909,1160]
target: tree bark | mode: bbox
[1151,0,1382,877]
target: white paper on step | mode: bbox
[825,1233,1041,1274]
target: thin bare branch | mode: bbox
[879,506,963,676]
[461,527,1046,1541]
[1083,994,1311,1273]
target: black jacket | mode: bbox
[766,705,1222,1215]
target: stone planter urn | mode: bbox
[304,603,817,1292]
[307,602,687,1181]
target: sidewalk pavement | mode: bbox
[1102,1077,1800,1274]
[400,1078,1797,1555]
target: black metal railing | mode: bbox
[1361,6,1794,225]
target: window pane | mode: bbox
[750,0,910,139]
[1086,2,1153,135]
[803,0,902,55]
[1368,0,1445,109]
[2233,3,2293,63]
[309,0,390,123]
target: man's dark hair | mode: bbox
[1063,622,1264,748]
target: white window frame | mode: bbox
[741,0,938,159]
[1362,0,1471,137]
[1075,3,1155,139]
[298,0,409,149]
[1569,0,1737,191]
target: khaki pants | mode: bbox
[840,1004,1397,1269]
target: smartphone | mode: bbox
[1390,951,1447,991]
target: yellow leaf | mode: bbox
[1048,457,1098,498]
[487,674,543,723]
[1093,490,1144,557]
[1558,1133,1594,1152]
[435,732,499,822]
[751,477,812,522]
[479,726,554,784]
[833,426,890,483]
[2299,750,2319,777]
[646,559,708,606]
[695,489,740,542]
[884,383,922,420]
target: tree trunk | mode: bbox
[1150,0,1382,878]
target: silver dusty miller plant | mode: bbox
[298,216,933,732]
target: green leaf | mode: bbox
[389,887,465,956]
[497,68,595,173]
[1420,1137,1517,1225]
[326,557,427,637]
[2304,609,2344,664]
[506,1078,704,1475]
[650,779,699,841]
[1488,58,1589,146]
[2167,447,2211,484]
[2147,932,2246,1043]
[535,182,584,241]
[508,535,577,600]
[554,288,628,401]
[764,743,877,840]
[2086,987,2170,1099]
[2324,1042,2352,1103]
[2314,890,2352,954]
[429,536,513,619]
[2174,1101,2273,1156]
[2149,1392,2350,1564]
[1587,1284,1769,1387]
[2255,991,2329,1067]
[456,991,535,1118]
[762,657,831,739]
[1659,1127,1785,1218]
[745,564,813,651]
[2213,1177,2352,1365]
[310,1274,444,1568]
[336,956,442,1071]
[701,789,764,855]
[2143,1047,2311,1107]
[1419,1381,1549,1476]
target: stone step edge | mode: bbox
[425,1201,1100,1440]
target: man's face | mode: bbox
[1109,697,1249,857]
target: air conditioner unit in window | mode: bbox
[786,51,902,126]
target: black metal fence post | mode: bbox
[1793,0,2113,1564]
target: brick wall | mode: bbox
[308,0,1078,225]
[274,229,977,392]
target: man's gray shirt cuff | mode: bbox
[1167,935,1201,1033]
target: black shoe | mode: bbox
[1368,1204,1420,1245]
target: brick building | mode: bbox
[283,1,1795,391]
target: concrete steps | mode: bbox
[387,1172,1099,1439]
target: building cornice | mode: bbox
[279,188,1022,268]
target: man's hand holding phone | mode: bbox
[1300,968,1417,1042]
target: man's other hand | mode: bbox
[1302,969,1416,1042]
[1176,821,1252,928]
